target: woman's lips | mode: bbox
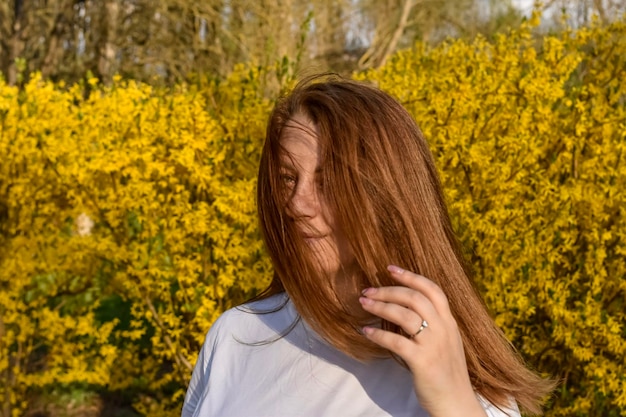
[301,233,325,243]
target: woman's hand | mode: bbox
[359,265,487,417]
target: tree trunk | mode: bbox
[98,0,119,85]
[7,12,23,86]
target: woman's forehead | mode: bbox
[281,113,318,139]
[278,114,322,162]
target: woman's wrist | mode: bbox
[421,391,488,417]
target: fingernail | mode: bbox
[362,326,374,336]
[359,296,374,306]
[387,265,405,274]
[361,287,377,295]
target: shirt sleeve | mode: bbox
[480,395,522,417]
[181,317,223,417]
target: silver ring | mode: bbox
[410,320,428,339]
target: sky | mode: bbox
[512,0,539,16]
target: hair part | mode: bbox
[256,74,554,414]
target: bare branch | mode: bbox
[145,297,193,372]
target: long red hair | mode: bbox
[256,75,553,414]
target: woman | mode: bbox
[182,76,553,416]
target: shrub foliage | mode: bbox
[1,16,624,417]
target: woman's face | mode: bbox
[279,113,354,275]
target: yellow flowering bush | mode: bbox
[0,67,276,416]
[0,15,624,417]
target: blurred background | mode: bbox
[2,0,625,86]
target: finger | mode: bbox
[358,295,426,336]
[361,326,418,360]
[360,286,437,323]
[387,265,451,316]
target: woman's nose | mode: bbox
[286,181,320,219]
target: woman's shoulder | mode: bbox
[236,292,291,313]
[184,295,294,416]
[217,292,291,323]
[205,292,297,344]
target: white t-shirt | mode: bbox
[182,293,520,417]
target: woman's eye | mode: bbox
[280,174,296,188]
